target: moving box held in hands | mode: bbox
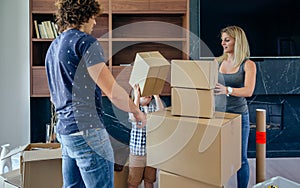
[129,51,170,97]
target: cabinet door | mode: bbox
[149,0,187,12]
[32,0,56,12]
[32,68,50,96]
[112,0,149,12]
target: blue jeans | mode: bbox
[237,112,250,188]
[57,128,114,188]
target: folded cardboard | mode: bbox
[0,170,21,188]
[159,170,224,188]
[129,51,170,97]
[3,143,62,188]
[146,109,241,186]
[171,60,218,89]
[171,87,215,118]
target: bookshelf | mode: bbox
[30,0,189,142]
[30,0,189,97]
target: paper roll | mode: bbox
[256,109,266,183]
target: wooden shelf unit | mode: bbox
[30,0,189,97]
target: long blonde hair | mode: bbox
[216,26,250,67]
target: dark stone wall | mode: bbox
[247,58,300,157]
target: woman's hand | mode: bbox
[214,83,227,95]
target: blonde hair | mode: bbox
[216,26,250,67]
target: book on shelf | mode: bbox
[42,21,55,38]
[54,23,61,35]
[33,20,40,38]
[51,22,58,38]
[34,20,60,39]
[38,23,47,39]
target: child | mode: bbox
[128,84,164,188]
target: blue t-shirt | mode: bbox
[45,29,106,135]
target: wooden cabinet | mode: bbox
[112,0,187,13]
[149,0,187,12]
[112,0,149,12]
[30,0,189,97]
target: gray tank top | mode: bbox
[216,59,248,114]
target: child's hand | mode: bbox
[133,84,141,98]
[153,95,160,99]
[133,109,147,128]
[153,94,164,111]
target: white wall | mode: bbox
[0,0,30,149]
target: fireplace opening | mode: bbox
[247,100,284,130]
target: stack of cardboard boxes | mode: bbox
[171,60,217,118]
[146,60,242,187]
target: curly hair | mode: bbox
[55,0,102,33]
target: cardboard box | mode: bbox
[146,109,241,186]
[2,143,62,188]
[171,87,215,118]
[159,170,224,188]
[114,164,129,188]
[171,60,218,89]
[129,51,170,97]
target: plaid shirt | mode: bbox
[129,104,156,156]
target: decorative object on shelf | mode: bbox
[46,102,58,143]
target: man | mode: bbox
[45,0,146,187]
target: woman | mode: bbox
[45,0,146,187]
[214,25,256,188]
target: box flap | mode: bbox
[22,147,62,162]
[5,174,21,188]
[1,169,19,180]
[2,145,31,160]
[138,51,170,67]
[1,170,21,188]
[2,143,60,160]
